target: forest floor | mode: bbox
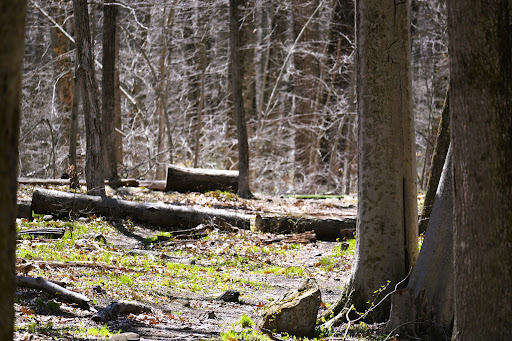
[14,185,389,341]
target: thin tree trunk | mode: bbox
[230,0,252,198]
[0,2,27,340]
[73,0,105,196]
[102,0,119,180]
[193,41,206,169]
[448,0,512,339]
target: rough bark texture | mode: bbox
[325,0,418,323]
[387,148,454,338]
[229,0,252,198]
[32,189,252,230]
[418,90,450,234]
[73,0,105,196]
[254,214,355,241]
[0,2,26,339]
[165,165,239,193]
[102,0,119,179]
[447,0,512,339]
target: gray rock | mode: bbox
[257,278,321,338]
[216,290,240,303]
[109,332,140,341]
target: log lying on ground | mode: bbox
[31,189,251,230]
[17,227,65,239]
[18,177,166,191]
[17,275,90,308]
[254,214,356,241]
[165,165,238,193]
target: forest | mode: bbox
[0,0,511,340]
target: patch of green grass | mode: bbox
[238,313,255,328]
[221,329,271,341]
[75,325,118,338]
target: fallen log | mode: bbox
[254,214,356,241]
[31,189,252,230]
[17,227,65,239]
[165,165,238,193]
[17,275,90,308]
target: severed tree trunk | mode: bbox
[73,0,105,196]
[447,0,512,339]
[165,165,238,193]
[387,147,454,338]
[0,2,27,339]
[418,89,450,234]
[322,0,418,325]
[102,0,119,180]
[229,0,252,198]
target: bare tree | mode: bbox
[0,1,27,340]
[448,0,512,338]
[230,0,252,198]
[102,0,120,180]
[322,0,418,325]
[73,0,105,195]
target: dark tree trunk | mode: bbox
[229,0,252,198]
[102,0,119,179]
[73,0,105,196]
[418,89,450,234]
[165,165,239,193]
[447,0,512,339]
[0,2,27,339]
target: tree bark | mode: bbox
[418,89,450,234]
[102,0,119,180]
[32,189,252,230]
[73,0,105,196]
[229,0,252,198]
[165,165,239,193]
[387,147,454,338]
[0,2,27,339]
[447,0,512,339]
[322,0,418,324]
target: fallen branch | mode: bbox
[17,275,90,308]
[92,300,152,322]
[17,228,65,239]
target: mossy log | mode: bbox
[254,214,356,241]
[165,165,238,193]
[31,189,251,230]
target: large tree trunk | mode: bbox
[0,2,27,339]
[322,0,417,325]
[229,0,252,198]
[387,147,454,338]
[32,189,252,230]
[447,0,512,339]
[73,0,105,196]
[102,0,119,180]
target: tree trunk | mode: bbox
[229,0,252,198]
[447,0,512,339]
[102,0,119,180]
[73,0,105,196]
[69,69,80,189]
[418,89,450,234]
[165,165,238,193]
[387,147,454,338]
[291,0,321,188]
[32,189,252,230]
[0,2,26,339]
[322,0,417,324]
